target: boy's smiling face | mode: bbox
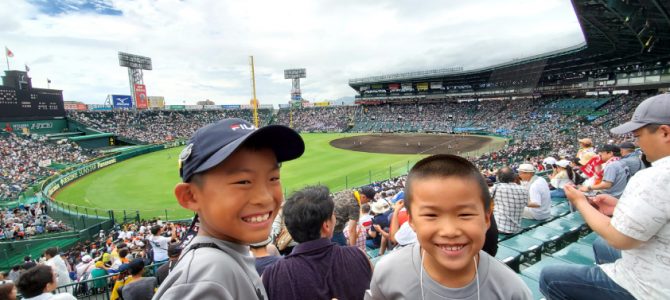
[182,147,283,244]
[409,176,490,286]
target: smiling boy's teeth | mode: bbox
[439,244,464,251]
[244,213,270,223]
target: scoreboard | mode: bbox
[0,71,65,121]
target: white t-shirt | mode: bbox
[394,222,417,246]
[600,156,670,299]
[150,235,171,262]
[359,213,373,231]
[525,176,551,220]
[46,255,72,290]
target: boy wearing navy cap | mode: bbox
[153,118,304,300]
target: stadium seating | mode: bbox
[550,242,595,265]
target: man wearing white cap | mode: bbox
[549,159,573,199]
[540,93,670,299]
[76,255,94,281]
[517,163,551,220]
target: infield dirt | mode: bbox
[330,133,493,155]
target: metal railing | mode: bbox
[18,261,167,300]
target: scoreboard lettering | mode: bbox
[0,71,65,121]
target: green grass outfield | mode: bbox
[54,133,505,220]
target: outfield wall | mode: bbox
[39,140,186,222]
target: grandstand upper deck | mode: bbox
[349,0,670,100]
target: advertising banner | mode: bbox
[417,83,429,91]
[388,83,400,91]
[401,83,413,90]
[371,84,383,89]
[5,120,68,134]
[76,103,88,111]
[430,82,443,89]
[359,85,369,91]
[134,84,148,109]
[38,159,52,168]
[260,104,274,109]
[314,101,329,107]
[168,105,185,110]
[64,102,78,110]
[112,95,133,108]
[148,96,165,108]
[204,105,220,110]
[222,105,240,109]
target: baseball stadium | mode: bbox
[1,0,670,299]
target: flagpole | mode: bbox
[4,53,8,71]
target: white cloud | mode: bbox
[1,0,583,105]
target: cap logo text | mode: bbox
[230,123,256,131]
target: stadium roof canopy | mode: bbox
[349,0,670,96]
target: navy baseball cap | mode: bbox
[179,118,305,182]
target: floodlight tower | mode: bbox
[284,68,306,128]
[118,52,152,110]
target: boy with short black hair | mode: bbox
[153,118,304,300]
[366,154,531,299]
[16,265,76,300]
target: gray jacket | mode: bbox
[152,236,267,300]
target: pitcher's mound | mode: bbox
[330,134,492,155]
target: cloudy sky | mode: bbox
[1,0,584,106]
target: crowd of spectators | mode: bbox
[1,133,91,201]
[273,106,357,132]
[67,109,273,144]
[0,217,192,299]
[0,203,69,240]
[2,95,647,207]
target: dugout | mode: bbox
[67,133,118,149]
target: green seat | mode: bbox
[521,257,566,281]
[495,245,522,272]
[542,218,582,243]
[551,243,595,265]
[551,197,568,205]
[498,233,515,242]
[523,226,565,253]
[577,231,599,246]
[561,211,585,225]
[521,218,543,230]
[550,202,571,218]
[519,274,546,300]
[366,247,380,258]
[499,235,543,264]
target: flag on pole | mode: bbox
[47,78,51,83]
[5,47,13,58]
[25,64,30,72]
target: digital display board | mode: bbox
[0,71,65,121]
[118,52,153,70]
[284,68,306,79]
